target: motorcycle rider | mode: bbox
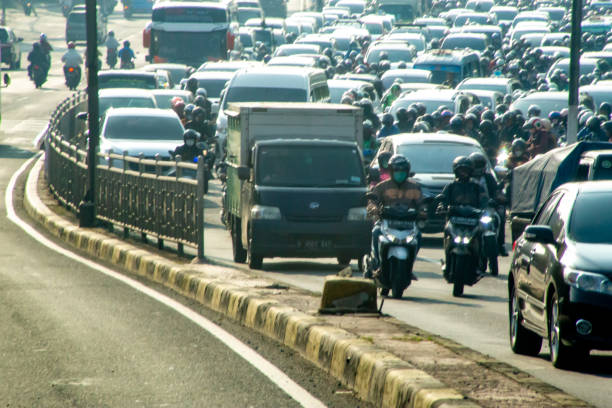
[172,129,202,163]
[118,40,135,68]
[367,155,425,279]
[369,151,392,188]
[27,42,49,80]
[185,107,213,142]
[61,41,83,83]
[469,152,508,257]
[105,30,120,68]
[437,156,488,278]
[377,113,399,139]
[39,33,53,60]
[505,138,529,170]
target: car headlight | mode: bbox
[347,207,367,221]
[564,268,612,295]
[251,205,281,220]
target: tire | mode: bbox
[231,218,247,264]
[380,288,389,297]
[509,284,542,356]
[452,255,465,297]
[247,231,263,270]
[391,258,407,299]
[337,256,351,266]
[549,292,587,368]
[489,256,499,276]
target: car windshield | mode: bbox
[154,30,226,60]
[442,37,486,51]
[67,13,86,24]
[237,9,261,24]
[99,75,157,90]
[366,48,413,63]
[364,22,383,34]
[378,4,413,20]
[195,78,229,98]
[458,82,506,93]
[492,9,517,20]
[224,86,307,108]
[104,115,184,140]
[569,192,612,244]
[396,143,482,173]
[511,97,567,117]
[99,97,156,116]
[256,145,364,187]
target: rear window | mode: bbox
[99,75,157,90]
[67,13,85,23]
[442,36,486,51]
[153,7,227,23]
[257,145,364,187]
[195,78,229,98]
[104,115,184,140]
[99,97,156,116]
[569,192,612,243]
[224,86,307,108]
[396,143,482,174]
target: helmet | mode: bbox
[123,40,130,48]
[68,41,76,49]
[452,156,473,180]
[602,120,612,134]
[468,152,487,176]
[194,95,206,108]
[184,103,195,119]
[196,88,208,98]
[511,138,527,153]
[108,30,115,37]
[377,151,392,169]
[40,33,47,41]
[587,115,602,131]
[599,102,611,116]
[548,111,561,121]
[192,106,205,120]
[479,119,494,134]
[449,115,463,133]
[388,154,411,183]
[183,129,200,142]
[396,108,409,121]
[527,104,541,117]
[524,117,543,131]
[382,113,394,127]
[379,51,389,61]
[363,119,373,133]
[440,109,453,119]
[481,109,495,122]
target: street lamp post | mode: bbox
[566,0,582,144]
[78,0,100,227]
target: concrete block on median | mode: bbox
[319,276,378,314]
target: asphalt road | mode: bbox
[0,5,372,408]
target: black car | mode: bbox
[0,26,23,69]
[508,181,612,368]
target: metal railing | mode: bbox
[45,92,205,258]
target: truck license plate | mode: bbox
[297,239,332,249]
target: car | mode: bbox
[453,24,502,48]
[511,11,549,28]
[489,5,518,30]
[383,32,427,53]
[536,46,570,59]
[98,70,160,90]
[294,34,334,51]
[236,7,262,25]
[197,60,262,73]
[267,55,320,68]
[509,181,612,368]
[546,57,601,83]
[99,108,184,170]
[509,23,550,44]
[381,68,431,89]
[463,89,503,111]
[441,33,489,52]
[365,43,415,65]
[335,0,366,16]
[452,12,495,27]
[188,71,235,115]
[456,77,522,95]
[98,88,157,118]
[65,9,106,44]
[372,132,490,232]
[142,63,194,88]
[465,0,494,12]
[150,89,194,110]
[122,0,154,17]
[0,26,23,69]
[509,91,568,118]
[536,6,566,22]
[540,32,570,46]
[272,44,321,57]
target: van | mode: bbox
[215,66,330,148]
[65,10,107,44]
[412,49,481,87]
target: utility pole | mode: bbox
[1,0,6,26]
[78,0,100,227]
[566,0,582,144]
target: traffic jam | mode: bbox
[9,0,612,373]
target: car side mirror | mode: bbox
[524,225,556,245]
[76,112,88,121]
[237,165,250,180]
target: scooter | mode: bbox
[64,65,81,90]
[120,57,135,69]
[106,48,117,69]
[30,64,47,88]
[363,199,420,299]
[440,204,484,297]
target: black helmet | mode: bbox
[194,95,206,108]
[377,151,392,169]
[452,156,473,180]
[192,106,205,120]
[183,129,200,142]
[602,120,612,134]
[511,138,527,153]
[123,40,130,47]
[382,113,394,126]
[396,107,409,121]
[479,119,494,134]
[587,115,601,131]
[599,102,611,116]
[388,154,411,173]
[468,152,487,176]
[449,115,463,133]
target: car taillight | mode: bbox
[68,67,74,72]
[226,31,235,51]
[512,240,517,251]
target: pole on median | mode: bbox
[566,0,582,145]
[79,0,100,227]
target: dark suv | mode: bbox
[508,181,612,368]
[0,27,23,69]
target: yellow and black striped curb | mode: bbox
[25,157,479,408]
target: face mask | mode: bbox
[186,139,195,147]
[393,171,408,184]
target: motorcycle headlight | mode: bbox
[463,236,470,244]
[481,215,493,225]
[347,207,367,221]
[564,268,612,295]
[250,205,281,220]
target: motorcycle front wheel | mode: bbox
[452,255,466,297]
[390,257,408,299]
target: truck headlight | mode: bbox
[251,205,281,220]
[347,207,367,221]
[564,268,612,295]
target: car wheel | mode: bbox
[549,292,587,368]
[337,256,351,266]
[380,288,389,297]
[247,231,263,270]
[509,283,542,356]
[231,218,246,264]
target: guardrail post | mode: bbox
[196,155,205,260]
[175,157,184,257]
[155,154,164,251]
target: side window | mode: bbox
[575,163,589,181]
[532,192,562,225]
[548,192,573,240]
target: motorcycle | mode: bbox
[106,48,117,69]
[440,204,484,297]
[362,198,421,299]
[30,64,47,88]
[120,57,135,69]
[64,65,81,90]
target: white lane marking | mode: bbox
[6,156,327,408]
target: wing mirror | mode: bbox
[237,165,250,180]
[524,225,556,245]
[76,112,88,121]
